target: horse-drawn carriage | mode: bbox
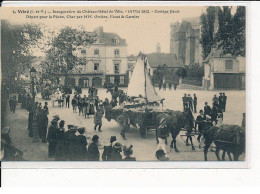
[105,106,172,138]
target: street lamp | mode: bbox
[30,67,39,143]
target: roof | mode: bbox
[146,53,182,68]
[203,47,223,63]
[97,32,127,46]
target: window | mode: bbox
[225,60,233,70]
[114,49,120,56]
[110,76,114,84]
[114,63,120,74]
[94,49,99,55]
[94,63,99,71]
[120,76,125,84]
[81,49,86,54]
[113,38,119,44]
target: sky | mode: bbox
[1,6,237,56]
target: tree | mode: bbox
[176,67,187,79]
[232,6,246,56]
[1,20,43,89]
[216,6,234,55]
[200,7,218,59]
[47,27,97,73]
[200,6,246,59]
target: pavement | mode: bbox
[4,87,246,161]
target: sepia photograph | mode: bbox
[0,5,247,163]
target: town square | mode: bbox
[1,6,246,162]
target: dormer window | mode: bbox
[81,49,86,54]
[113,38,119,44]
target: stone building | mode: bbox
[59,26,128,88]
[170,17,202,66]
[202,48,246,90]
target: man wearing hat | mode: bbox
[87,135,100,161]
[122,145,136,161]
[64,125,77,160]
[156,118,169,157]
[47,119,58,158]
[76,127,87,161]
[110,141,122,161]
[102,136,117,161]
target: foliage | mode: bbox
[1,20,43,87]
[46,27,97,73]
[185,64,204,78]
[152,65,180,84]
[200,6,246,59]
[176,67,187,79]
[200,7,218,60]
[232,6,246,56]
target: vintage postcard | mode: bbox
[0,2,248,168]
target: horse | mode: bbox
[156,111,186,152]
[203,125,245,161]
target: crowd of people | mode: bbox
[6,81,234,161]
[46,115,136,161]
[158,82,178,91]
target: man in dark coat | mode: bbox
[110,141,123,161]
[41,102,49,143]
[12,96,17,113]
[193,94,197,113]
[188,94,193,112]
[185,108,195,150]
[211,103,218,125]
[182,94,188,111]
[195,110,206,142]
[55,120,66,161]
[102,136,117,161]
[47,120,58,158]
[66,94,70,108]
[76,127,87,161]
[66,126,78,161]
[204,102,211,117]
[212,94,219,107]
[87,135,100,161]
[9,96,13,112]
[223,92,227,112]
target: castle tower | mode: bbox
[170,21,180,54]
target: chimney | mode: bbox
[94,26,103,38]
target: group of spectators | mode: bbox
[182,93,198,113]
[158,82,178,91]
[46,116,136,161]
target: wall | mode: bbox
[105,45,128,75]
[212,58,239,73]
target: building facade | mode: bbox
[202,48,246,90]
[59,26,128,88]
[170,17,202,66]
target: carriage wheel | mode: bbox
[139,127,147,139]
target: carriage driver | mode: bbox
[195,110,206,142]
